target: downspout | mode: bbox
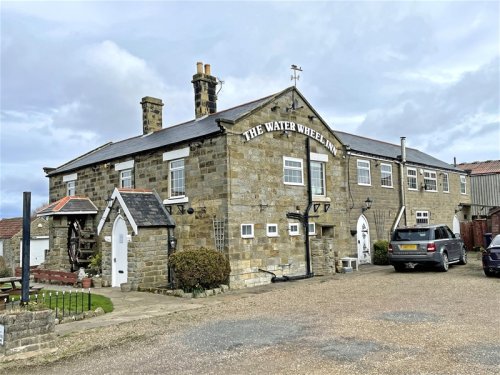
[261,138,314,282]
[399,137,407,227]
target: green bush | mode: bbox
[169,248,231,292]
[373,240,390,265]
[0,256,12,278]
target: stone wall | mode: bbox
[0,309,55,357]
[224,91,349,288]
[311,238,335,276]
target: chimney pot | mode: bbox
[204,64,211,75]
[196,62,203,74]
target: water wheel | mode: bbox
[68,218,96,272]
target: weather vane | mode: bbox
[290,64,302,87]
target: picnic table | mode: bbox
[0,276,43,296]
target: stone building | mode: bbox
[38,62,470,288]
[0,217,50,272]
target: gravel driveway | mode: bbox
[2,256,499,375]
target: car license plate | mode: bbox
[400,244,417,250]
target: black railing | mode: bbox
[1,289,92,319]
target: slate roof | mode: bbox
[457,160,500,175]
[118,189,174,228]
[37,196,98,217]
[334,131,464,172]
[48,92,277,176]
[0,217,23,239]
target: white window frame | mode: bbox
[442,173,449,193]
[416,211,429,224]
[308,222,316,235]
[288,223,300,236]
[241,224,254,239]
[120,169,133,189]
[357,159,371,186]
[169,159,185,199]
[311,161,326,197]
[283,156,304,185]
[423,170,437,192]
[380,163,393,188]
[266,224,279,237]
[460,175,467,194]
[407,167,417,190]
[66,180,76,196]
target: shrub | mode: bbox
[0,256,12,277]
[373,240,390,265]
[169,248,231,291]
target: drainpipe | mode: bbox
[260,138,314,282]
[400,137,407,227]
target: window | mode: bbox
[241,224,254,238]
[66,180,76,196]
[284,157,303,185]
[120,169,132,188]
[311,161,325,196]
[288,223,300,236]
[163,147,190,204]
[416,211,429,224]
[357,160,371,185]
[423,170,437,191]
[407,168,417,190]
[442,173,449,193]
[115,160,134,189]
[460,175,467,194]
[380,163,393,187]
[308,222,316,235]
[63,173,77,196]
[266,224,279,237]
[170,159,185,198]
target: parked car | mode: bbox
[388,224,467,272]
[482,234,500,277]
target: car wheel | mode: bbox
[393,264,406,272]
[484,268,495,277]
[438,253,449,272]
[458,247,467,265]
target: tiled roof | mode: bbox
[37,196,98,216]
[457,160,500,175]
[47,91,279,176]
[0,217,23,239]
[118,189,174,227]
[334,131,464,172]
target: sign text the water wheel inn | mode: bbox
[242,121,337,155]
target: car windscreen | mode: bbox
[490,235,500,247]
[392,228,431,241]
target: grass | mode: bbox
[26,289,114,313]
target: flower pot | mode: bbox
[92,277,102,288]
[82,277,92,288]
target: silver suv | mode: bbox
[388,224,467,272]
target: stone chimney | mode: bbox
[191,62,217,118]
[140,96,163,134]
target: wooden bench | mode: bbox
[33,269,78,286]
[14,268,78,286]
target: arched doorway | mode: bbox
[357,215,371,264]
[112,215,128,287]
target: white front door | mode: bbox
[357,215,371,264]
[453,215,460,236]
[112,215,128,287]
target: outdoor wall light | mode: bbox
[361,197,373,213]
[308,115,317,121]
[105,196,113,209]
[271,105,280,111]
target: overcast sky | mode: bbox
[1,1,499,218]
